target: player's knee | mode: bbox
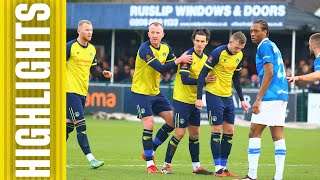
[271,135,284,141]
[76,121,87,133]
[142,117,154,129]
[211,125,222,133]
[248,130,262,138]
[174,131,185,140]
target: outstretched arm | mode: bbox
[287,71,320,83]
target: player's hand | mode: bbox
[251,99,261,114]
[195,99,203,111]
[241,101,249,114]
[286,76,299,82]
[205,75,216,84]
[176,52,192,65]
[103,70,113,79]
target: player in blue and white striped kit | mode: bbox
[239,20,288,180]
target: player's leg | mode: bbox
[152,93,174,152]
[220,97,237,177]
[206,92,226,176]
[242,101,274,179]
[132,92,158,173]
[269,101,287,180]
[66,93,75,141]
[188,107,212,175]
[162,100,188,174]
[68,93,104,169]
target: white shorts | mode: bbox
[251,100,287,126]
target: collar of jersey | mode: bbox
[257,38,269,49]
[148,40,161,51]
[76,40,89,48]
[225,44,233,55]
[192,47,203,59]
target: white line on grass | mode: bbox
[66,163,320,168]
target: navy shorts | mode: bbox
[173,99,200,128]
[206,92,235,125]
[131,92,173,119]
[66,93,86,121]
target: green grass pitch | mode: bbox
[67,116,320,180]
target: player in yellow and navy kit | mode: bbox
[66,20,112,169]
[131,22,192,173]
[195,32,249,177]
[160,28,214,175]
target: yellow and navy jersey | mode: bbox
[173,48,207,104]
[131,40,176,95]
[66,39,97,96]
[205,45,243,97]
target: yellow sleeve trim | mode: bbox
[146,58,156,65]
[235,67,242,71]
[91,63,97,66]
[179,69,190,73]
[204,63,213,70]
[166,58,176,62]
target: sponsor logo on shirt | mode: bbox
[262,55,271,59]
[208,56,213,63]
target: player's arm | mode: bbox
[90,56,112,78]
[180,50,197,85]
[140,47,192,74]
[287,71,320,82]
[232,71,244,101]
[66,40,73,60]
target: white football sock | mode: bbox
[147,160,155,167]
[274,139,286,180]
[192,162,200,170]
[248,138,261,179]
[86,153,95,162]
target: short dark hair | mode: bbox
[310,33,320,48]
[191,28,211,41]
[231,31,247,45]
[253,19,269,37]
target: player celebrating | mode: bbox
[161,28,215,175]
[287,33,320,82]
[131,22,192,173]
[195,31,249,177]
[66,20,112,169]
[238,20,288,180]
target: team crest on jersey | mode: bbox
[146,54,152,61]
[141,108,145,114]
[77,52,80,54]
[90,52,93,56]
[223,59,227,62]
[208,56,213,63]
[236,58,240,63]
[162,52,166,57]
[75,112,80,117]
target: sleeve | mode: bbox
[91,55,97,66]
[180,49,198,85]
[314,58,320,71]
[66,41,73,60]
[139,46,156,63]
[232,71,244,101]
[90,66,103,77]
[165,45,177,63]
[259,44,274,65]
[235,60,243,71]
[196,66,211,99]
[203,49,220,70]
